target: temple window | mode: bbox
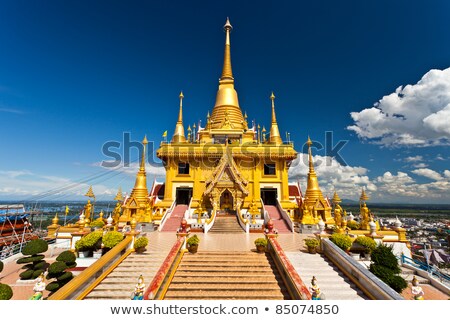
[178,162,190,174]
[264,163,276,175]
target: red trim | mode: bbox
[269,237,312,300]
[143,236,184,299]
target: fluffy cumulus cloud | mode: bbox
[404,155,423,162]
[348,68,450,146]
[288,153,377,199]
[411,168,443,181]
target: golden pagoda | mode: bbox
[120,136,153,224]
[299,137,333,229]
[155,18,298,226]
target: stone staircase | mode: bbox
[265,205,291,233]
[286,251,368,300]
[160,205,188,232]
[400,266,430,284]
[83,251,168,299]
[164,251,290,299]
[209,216,244,233]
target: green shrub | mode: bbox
[90,220,105,228]
[0,261,3,273]
[57,271,73,282]
[19,269,34,280]
[304,238,320,248]
[17,241,48,280]
[45,282,59,292]
[134,237,149,249]
[22,239,48,256]
[347,220,360,230]
[354,236,377,253]
[187,235,200,246]
[56,251,76,264]
[330,233,353,251]
[371,244,400,273]
[254,238,268,247]
[82,231,103,250]
[369,244,406,293]
[48,261,67,274]
[0,283,13,300]
[102,231,124,249]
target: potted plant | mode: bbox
[102,231,124,254]
[254,238,268,253]
[354,236,376,260]
[304,238,320,254]
[186,235,200,254]
[134,237,149,254]
[76,230,103,258]
[330,233,353,253]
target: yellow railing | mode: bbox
[48,236,132,300]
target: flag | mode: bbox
[65,206,69,215]
[162,130,168,137]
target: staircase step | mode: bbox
[164,289,287,299]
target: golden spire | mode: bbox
[221,17,233,81]
[332,191,342,204]
[304,136,326,206]
[210,18,244,130]
[114,187,123,202]
[130,136,149,199]
[269,92,282,145]
[360,188,369,202]
[171,91,186,143]
[85,186,95,199]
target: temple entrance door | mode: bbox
[220,189,234,213]
[261,188,278,206]
[176,187,192,205]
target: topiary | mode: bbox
[90,220,105,228]
[354,236,377,253]
[347,220,360,230]
[134,237,149,250]
[17,239,49,280]
[82,231,103,250]
[254,238,268,247]
[0,261,3,273]
[304,238,320,248]
[45,251,77,294]
[0,283,13,300]
[102,231,124,249]
[369,244,407,293]
[187,235,200,246]
[330,233,353,251]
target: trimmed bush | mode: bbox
[347,220,360,230]
[76,231,103,251]
[354,236,377,253]
[90,220,105,228]
[330,233,353,251]
[304,238,320,248]
[45,250,77,294]
[22,239,48,256]
[254,238,268,247]
[369,244,407,293]
[134,237,149,250]
[187,235,200,246]
[0,283,13,300]
[103,231,124,249]
[0,261,3,273]
[17,239,48,280]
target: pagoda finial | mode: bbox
[307,136,315,173]
[332,191,342,204]
[360,187,369,202]
[221,17,233,81]
[85,186,95,200]
[140,135,148,172]
[269,92,282,145]
[172,92,186,143]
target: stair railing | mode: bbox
[260,199,269,224]
[236,204,249,233]
[401,254,450,283]
[158,199,177,231]
[185,197,194,220]
[204,207,217,233]
[276,199,294,232]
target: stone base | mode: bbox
[299,224,319,234]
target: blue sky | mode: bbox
[0,0,449,203]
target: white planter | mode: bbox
[93,251,102,259]
[78,250,90,258]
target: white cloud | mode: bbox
[348,68,450,146]
[442,170,450,179]
[412,163,428,169]
[288,153,377,199]
[404,155,423,162]
[411,168,443,181]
